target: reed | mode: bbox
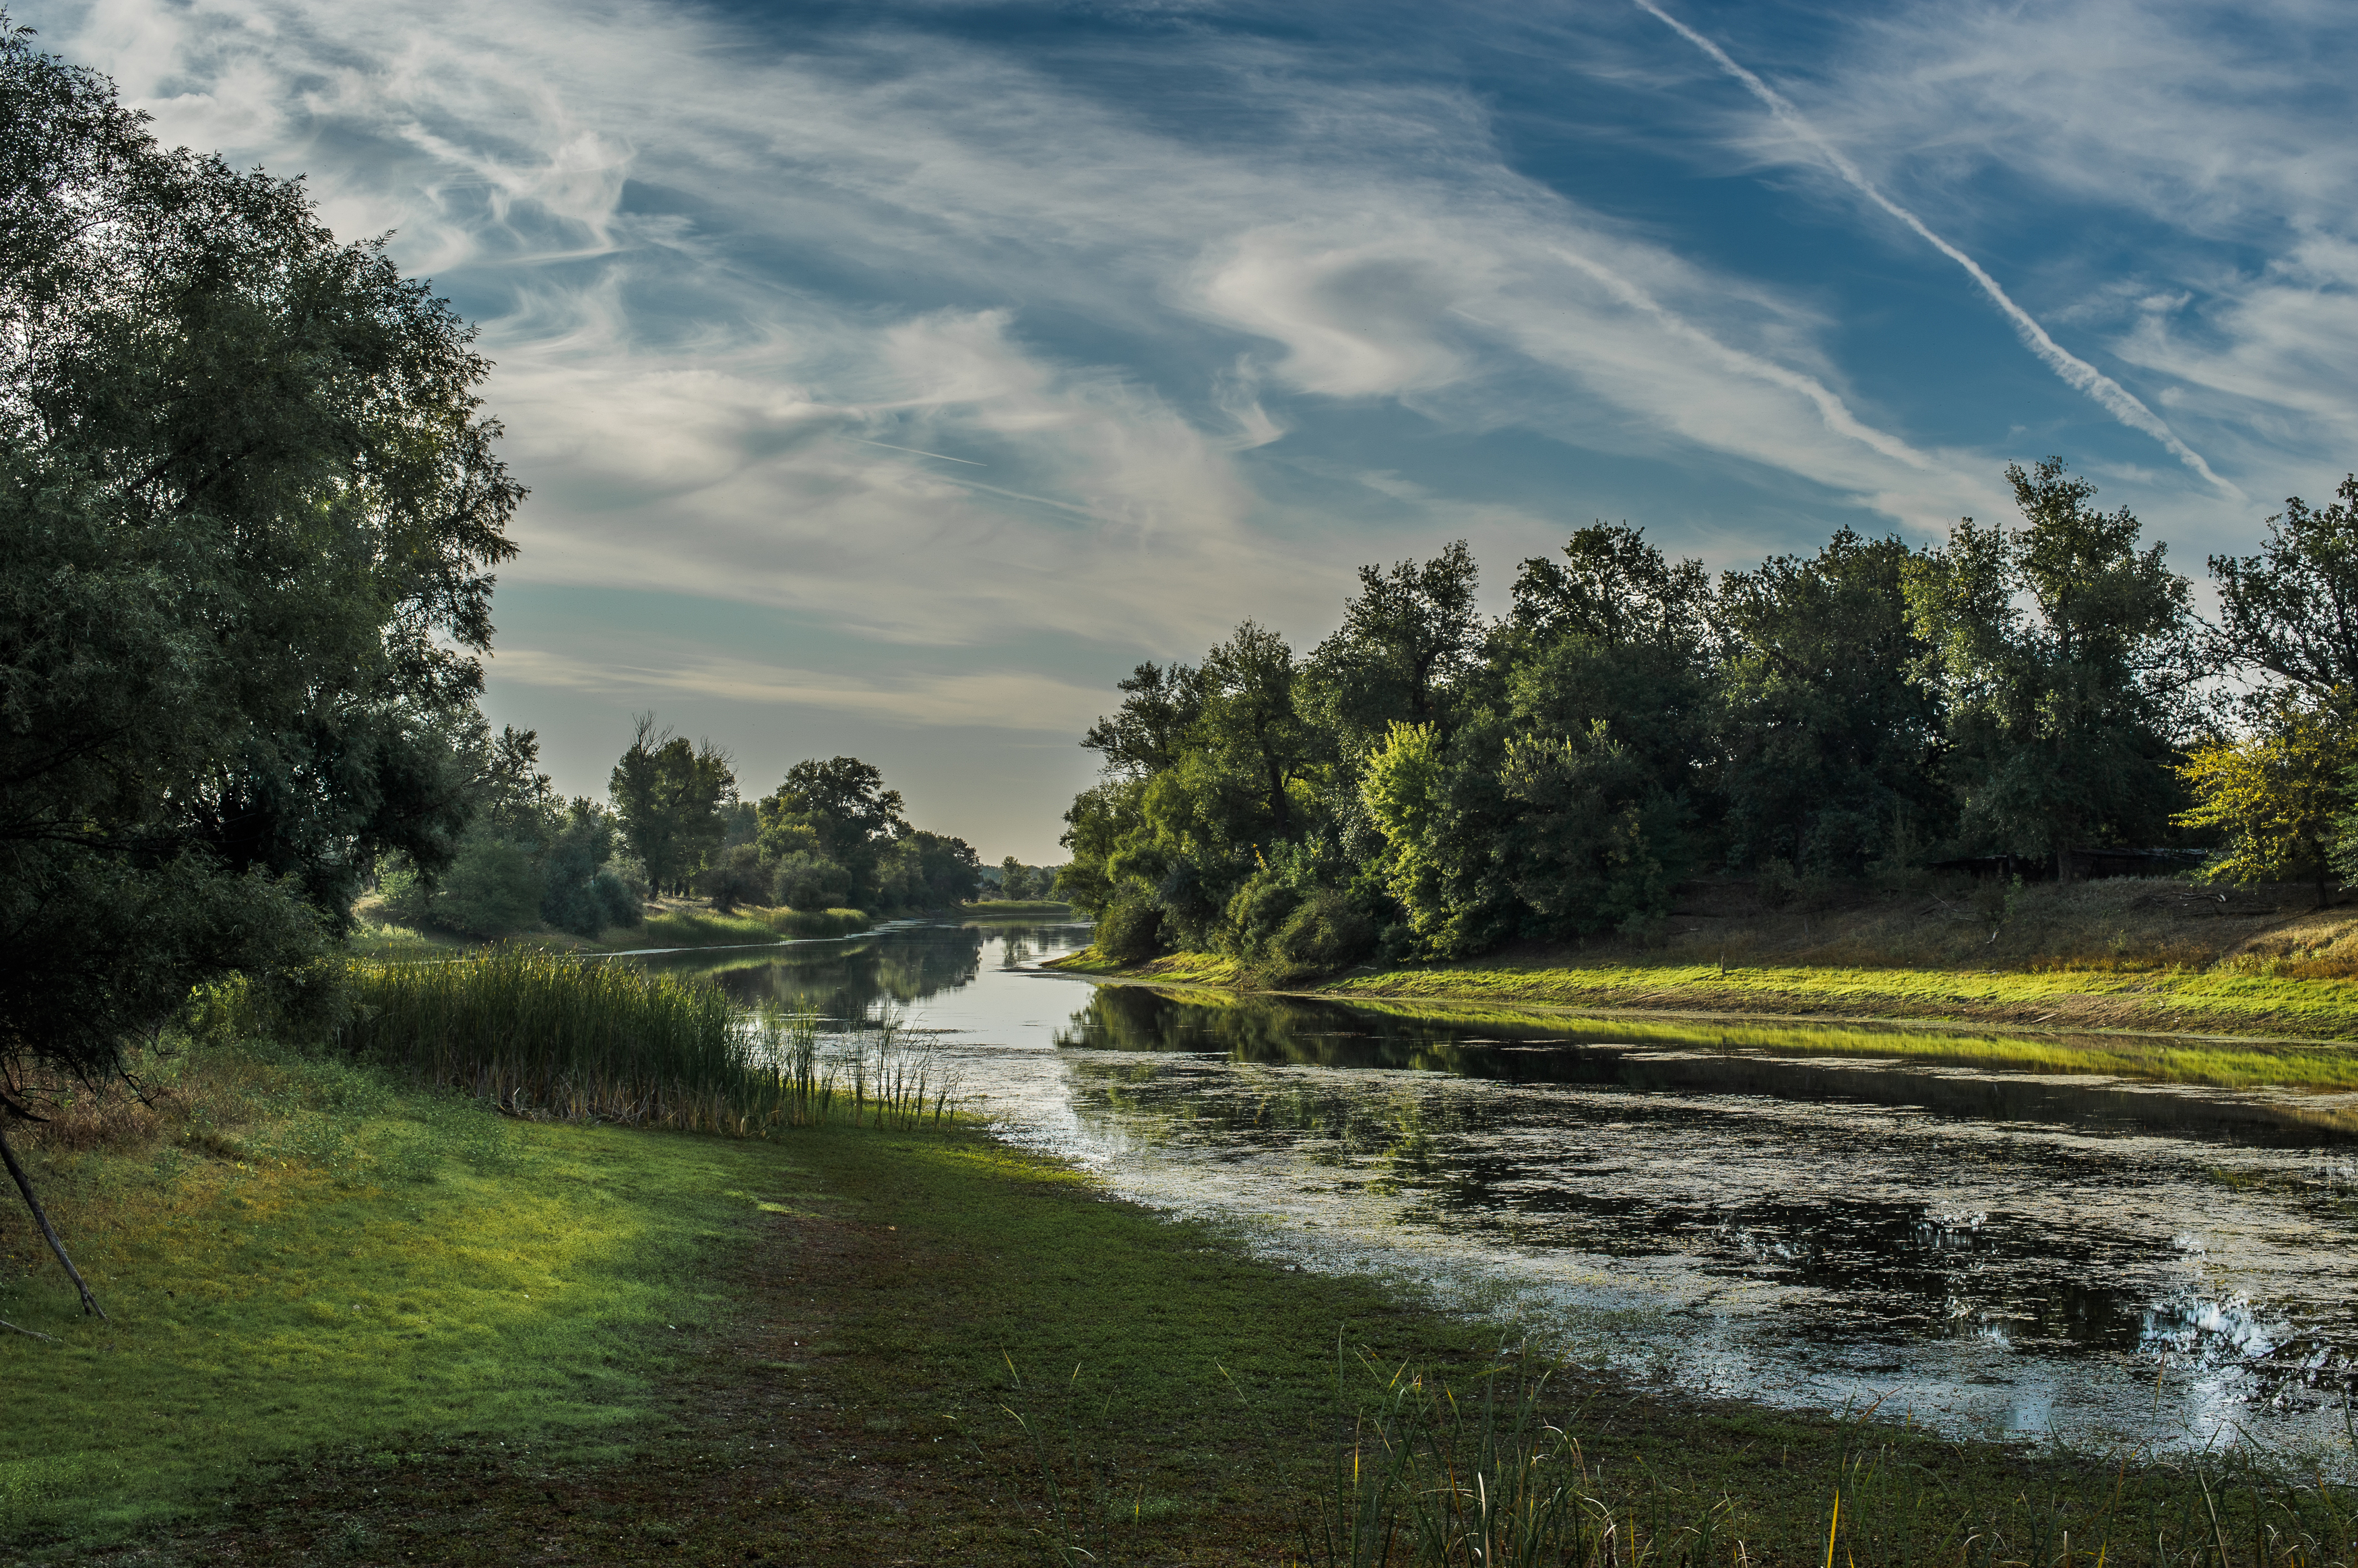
[341,950,807,1134]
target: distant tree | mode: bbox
[2177,695,2358,906]
[1907,460,2201,880]
[0,21,521,1314]
[998,856,1036,901]
[881,830,983,909]
[2211,475,2358,696]
[757,756,908,905]
[608,717,736,896]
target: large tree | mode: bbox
[0,22,521,1313]
[1906,460,2200,880]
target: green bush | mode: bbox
[431,832,544,937]
[772,851,851,911]
[700,844,770,913]
[1093,884,1167,963]
[1269,886,1376,975]
[1219,869,1304,960]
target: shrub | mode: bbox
[773,851,852,911]
[1093,884,1167,963]
[1269,887,1376,975]
[403,831,540,938]
[1219,870,1304,960]
[701,843,771,913]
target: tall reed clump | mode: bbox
[342,950,795,1135]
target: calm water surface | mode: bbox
[643,919,2358,1453]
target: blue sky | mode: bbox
[51,0,2358,860]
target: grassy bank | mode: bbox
[1059,877,2358,1051]
[961,898,1076,916]
[5,1036,2348,1563]
[348,898,871,962]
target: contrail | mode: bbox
[1632,0,2239,498]
[846,436,986,466]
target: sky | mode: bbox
[42,0,2358,861]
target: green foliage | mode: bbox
[772,851,853,911]
[2211,471,2358,694]
[2172,693,2358,899]
[341,950,800,1133]
[1906,459,2200,878]
[699,843,771,915]
[608,715,736,896]
[1093,884,1169,963]
[0,23,519,1084]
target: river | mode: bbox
[635,916,2358,1457]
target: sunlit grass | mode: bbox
[0,1043,784,1544]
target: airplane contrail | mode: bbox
[1632,0,2239,499]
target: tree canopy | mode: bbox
[0,20,521,1097]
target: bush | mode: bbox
[701,844,770,914]
[773,851,852,911]
[1093,885,1167,963]
[1219,870,1304,960]
[1269,887,1376,975]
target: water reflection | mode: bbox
[634,921,2358,1453]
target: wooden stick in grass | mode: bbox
[0,1117,108,1320]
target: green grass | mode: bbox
[344,903,871,962]
[585,904,868,950]
[12,1039,2355,1565]
[961,899,1076,916]
[0,1044,779,1546]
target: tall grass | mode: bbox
[1277,1352,2358,1568]
[339,951,961,1136]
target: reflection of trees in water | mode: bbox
[1065,1052,1453,1187]
[650,926,988,1020]
[1054,985,1487,1075]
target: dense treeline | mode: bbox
[1060,460,2358,973]
[378,716,988,939]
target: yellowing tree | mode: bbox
[2174,696,2358,905]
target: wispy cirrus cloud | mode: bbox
[42,0,2356,853]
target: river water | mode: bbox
[640,917,2358,1456]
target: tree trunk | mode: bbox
[0,1117,106,1319]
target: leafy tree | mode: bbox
[1196,622,1322,844]
[1299,541,1484,750]
[1716,530,1948,878]
[608,717,736,896]
[771,851,852,911]
[1906,459,2200,880]
[998,856,1037,901]
[2177,695,2358,905]
[755,756,907,906]
[2211,474,2358,696]
[539,799,639,936]
[0,22,520,1312]
[877,830,984,909]
[1082,662,1207,779]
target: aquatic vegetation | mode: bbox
[339,950,957,1134]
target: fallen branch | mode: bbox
[0,1317,59,1343]
[0,1116,108,1319]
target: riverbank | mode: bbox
[347,896,873,961]
[1053,875,2358,1062]
[10,1038,2349,1564]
